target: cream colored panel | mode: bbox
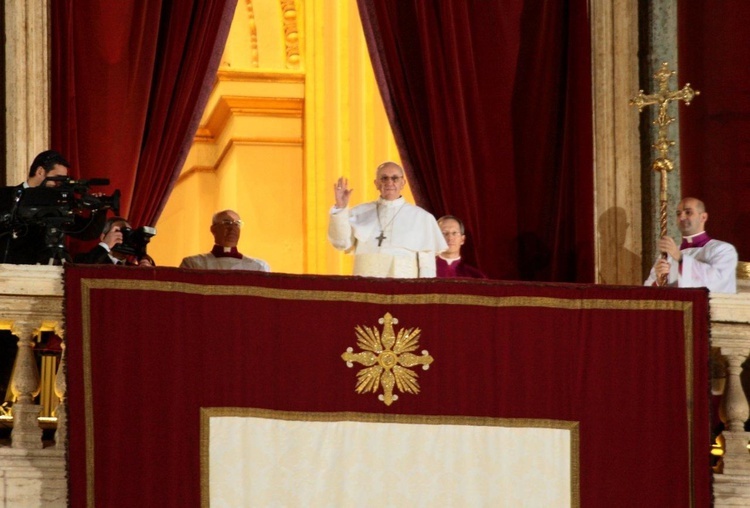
[209,416,574,507]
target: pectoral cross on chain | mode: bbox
[376,231,386,247]
[375,202,404,248]
[630,61,699,285]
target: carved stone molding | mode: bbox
[280,0,300,69]
[244,0,260,67]
[711,294,750,325]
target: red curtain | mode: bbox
[678,1,750,260]
[50,0,237,228]
[64,266,711,506]
[357,1,594,282]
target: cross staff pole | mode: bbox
[630,62,699,286]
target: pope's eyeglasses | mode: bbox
[379,175,403,183]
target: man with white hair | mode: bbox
[179,209,270,271]
[328,161,446,278]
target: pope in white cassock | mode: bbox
[328,162,447,278]
[645,197,737,293]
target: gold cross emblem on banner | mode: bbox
[341,313,434,406]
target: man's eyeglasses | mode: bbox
[379,175,403,183]
[216,219,243,227]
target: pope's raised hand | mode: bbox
[333,177,353,209]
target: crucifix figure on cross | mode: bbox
[630,62,700,286]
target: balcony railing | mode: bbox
[0,264,66,506]
[0,265,748,506]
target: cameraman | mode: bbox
[25,150,70,188]
[74,217,154,266]
[0,150,107,264]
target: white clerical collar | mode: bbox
[377,196,405,208]
[683,232,707,243]
[439,254,461,265]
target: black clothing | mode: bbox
[73,244,117,264]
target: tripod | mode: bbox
[37,219,72,265]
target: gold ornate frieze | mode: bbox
[280,0,301,69]
[342,313,434,406]
[244,0,259,67]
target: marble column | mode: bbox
[639,0,682,268]
[4,1,50,186]
[590,0,643,285]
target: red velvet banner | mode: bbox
[64,266,711,506]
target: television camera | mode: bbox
[0,177,120,264]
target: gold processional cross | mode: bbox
[630,62,699,286]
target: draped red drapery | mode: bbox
[64,266,711,506]
[679,1,750,260]
[357,0,594,282]
[50,0,236,230]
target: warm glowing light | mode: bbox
[0,415,58,423]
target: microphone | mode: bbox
[9,187,23,215]
[1,187,25,237]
